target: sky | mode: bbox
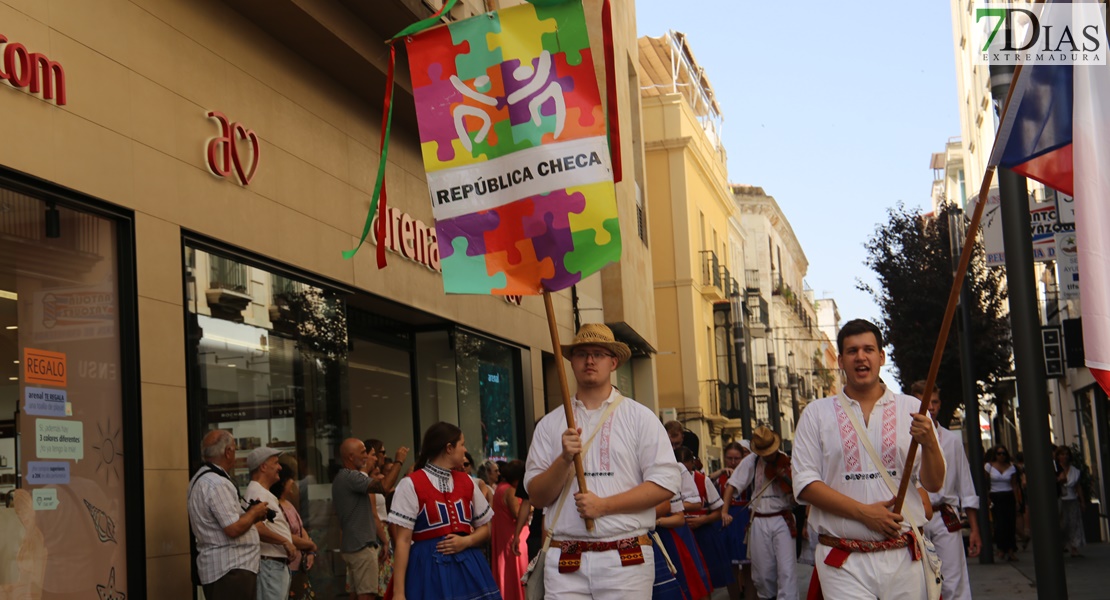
[636,1,962,386]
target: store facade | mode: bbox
[0,0,655,597]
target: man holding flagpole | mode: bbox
[792,319,945,599]
[525,323,681,599]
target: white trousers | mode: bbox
[814,542,927,600]
[924,512,971,600]
[749,516,797,600]
[543,546,654,599]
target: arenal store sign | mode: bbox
[371,206,522,305]
[0,33,66,105]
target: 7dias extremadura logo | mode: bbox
[974,2,1107,65]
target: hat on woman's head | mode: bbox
[751,426,781,457]
[561,323,632,366]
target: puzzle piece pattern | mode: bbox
[441,237,507,295]
[405,1,620,296]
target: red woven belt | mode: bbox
[817,532,921,568]
[555,534,650,573]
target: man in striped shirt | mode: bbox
[187,430,273,599]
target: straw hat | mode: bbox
[751,426,781,457]
[561,323,632,366]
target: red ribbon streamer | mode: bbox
[375,44,397,269]
[602,0,622,183]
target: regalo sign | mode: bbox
[405,0,621,295]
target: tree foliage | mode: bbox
[859,202,1012,424]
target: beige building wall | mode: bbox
[950,0,996,201]
[0,0,651,594]
[734,185,821,440]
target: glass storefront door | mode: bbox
[0,185,133,598]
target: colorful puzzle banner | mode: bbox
[405,0,621,295]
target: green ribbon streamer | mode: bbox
[343,50,396,260]
[346,0,462,260]
[392,0,462,40]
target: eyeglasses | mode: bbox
[571,350,615,361]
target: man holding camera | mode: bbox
[188,430,280,599]
[244,446,298,600]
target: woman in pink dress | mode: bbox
[490,459,529,600]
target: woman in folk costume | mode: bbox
[656,459,713,600]
[652,496,705,600]
[676,447,734,592]
[649,497,686,600]
[489,459,528,600]
[715,441,755,600]
[385,422,500,600]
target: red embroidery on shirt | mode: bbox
[881,401,898,470]
[835,401,863,472]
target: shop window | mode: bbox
[184,245,530,596]
[186,246,350,598]
[0,187,132,596]
[454,330,523,463]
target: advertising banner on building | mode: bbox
[1056,229,1080,299]
[405,0,620,295]
[971,188,1073,266]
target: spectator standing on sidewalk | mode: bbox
[187,430,273,600]
[985,445,1020,562]
[244,447,298,600]
[334,438,409,600]
[1056,445,1086,557]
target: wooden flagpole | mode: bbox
[893,62,1026,512]
[543,290,595,531]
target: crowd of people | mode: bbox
[186,319,1091,600]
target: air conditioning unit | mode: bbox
[660,408,677,423]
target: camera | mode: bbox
[245,498,277,523]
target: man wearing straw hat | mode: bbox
[721,426,797,600]
[791,319,945,599]
[525,323,682,599]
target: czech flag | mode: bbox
[989,56,1110,393]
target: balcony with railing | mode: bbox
[747,293,769,334]
[745,269,761,292]
[752,364,769,389]
[699,250,726,300]
[206,255,253,322]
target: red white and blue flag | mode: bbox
[988,54,1110,392]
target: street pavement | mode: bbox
[704,541,1108,599]
[976,539,1109,600]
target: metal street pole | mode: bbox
[768,352,781,433]
[731,290,753,439]
[948,208,994,563]
[991,63,1068,598]
[788,372,800,427]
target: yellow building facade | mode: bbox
[638,32,738,466]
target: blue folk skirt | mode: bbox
[723,504,750,565]
[397,537,500,600]
[650,533,685,600]
[692,521,734,588]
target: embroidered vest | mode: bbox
[688,471,709,515]
[410,469,477,541]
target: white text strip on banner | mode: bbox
[426,135,612,220]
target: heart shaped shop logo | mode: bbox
[231,123,260,185]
